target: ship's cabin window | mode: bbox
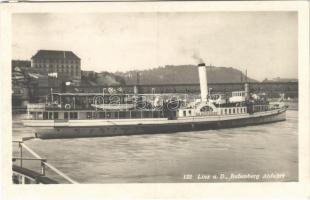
[139,111,143,118]
[143,111,153,118]
[131,111,136,118]
[133,111,142,118]
[153,111,161,118]
[54,112,59,119]
[86,112,92,119]
[48,112,53,119]
[64,112,69,120]
[43,112,48,120]
[229,109,231,114]
[105,112,111,119]
[119,111,126,118]
[92,112,97,119]
[70,112,78,120]
[233,108,235,114]
[113,112,119,119]
[224,109,227,115]
[183,110,186,116]
[188,110,192,115]
[99,112,105,119]
[200,106,213,112]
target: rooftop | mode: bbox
[32,50,80,60]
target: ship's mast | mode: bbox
[244,69,249,99]
[134,72,140,95]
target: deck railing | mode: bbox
[12,140,78,184]
[197,112,219,116]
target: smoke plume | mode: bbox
[192,50,205,64]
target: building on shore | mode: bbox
[12,60,31,72]
[31,50,81,84]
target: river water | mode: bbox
[12,109,298,183]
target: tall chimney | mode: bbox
[198,63,208,102]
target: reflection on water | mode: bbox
[12,110,298,183]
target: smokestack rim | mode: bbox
[198,63,206,67]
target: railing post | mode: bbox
[41,159,46,176]
[18,142,78,184]
[19,142,23,168]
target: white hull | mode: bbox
[23,108,286,128]
[21,108,287,139]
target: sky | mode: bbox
[12,12,297,81]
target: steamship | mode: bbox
[23,63,287,139]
